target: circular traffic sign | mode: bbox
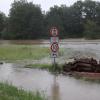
[50,27,58,37]
[51,42,59,52]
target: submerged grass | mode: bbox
[73,74,100,84]
[0,45,49,60]
[0,83,46,100]
[0,44,64,71]
[26,63,63,73]
[26,63,52,69]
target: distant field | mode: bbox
[0,40,100,63]
[0,45,49,60]
[0,40,47,45]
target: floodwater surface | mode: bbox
[0,63,100,100]
[0,42,100,100]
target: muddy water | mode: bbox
[39,43,100,64]
[60,43,100,62]
[0,63,100,100]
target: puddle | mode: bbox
[0,63,100,100]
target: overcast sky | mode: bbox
[0,0,100,15]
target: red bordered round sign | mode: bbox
[50,27,58,37]
[51,42,59,52]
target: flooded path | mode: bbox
[0,63,100,100]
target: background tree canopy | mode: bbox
[0,0,100,39]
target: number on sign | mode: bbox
[50,27,58,36]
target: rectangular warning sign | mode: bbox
[50,37,59,44]
[51,52,58,58]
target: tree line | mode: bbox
[0,0,100,39]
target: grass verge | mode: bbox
[0,83,46,100]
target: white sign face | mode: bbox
[51,52,58,58]
[51,42,59,52]
[50,37,59,44]
[50,27,58,37]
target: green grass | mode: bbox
[0,45,49,60]
[0,83,46,100]
[0,44,64,71]
[0,44,65,61]
[26,63,52,69]
[25,63,63,73]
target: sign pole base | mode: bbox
[53,57,56,70]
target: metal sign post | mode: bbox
[50,27,59,69]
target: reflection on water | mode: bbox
[0,63,100,100]
[51,76,60,100]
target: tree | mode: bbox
[84,20,100,39]
[1,0,100,39]
[8,0,44,39]
[0,12,5,38]
[82,0,100,39]
[45,6,65,38]
[83,0,98,21]
[61,1,84,38]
